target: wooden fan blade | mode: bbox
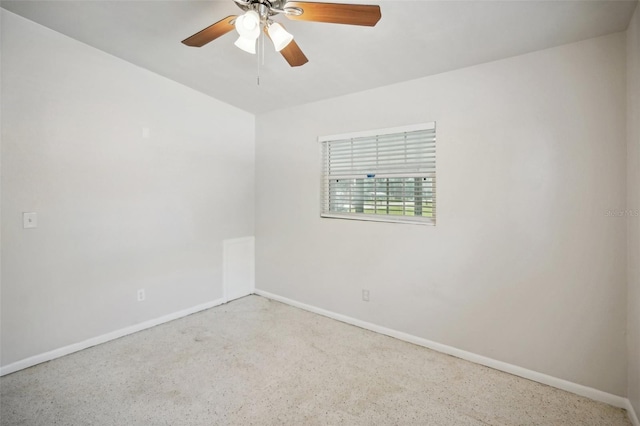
[280,39,309,67]
[264,25,309,67]
[182,15,237,47]
[284,2,381,26]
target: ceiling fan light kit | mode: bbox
[234,10,261,53]
[235,10,261,38]
[267,22,294,52]
[234,34,258,54]
[182,0,381,67]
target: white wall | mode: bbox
[255,33,628,395]
[0,10,255,366]
[1,4,635,405]
[627,3,640,417]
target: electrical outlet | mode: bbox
[362,289,370,302]
[137,289,145,302]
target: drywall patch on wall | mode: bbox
[223,236,255,302]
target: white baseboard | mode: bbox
[3,291,637,426]
[626,399,640,426]
[255,289,633,414]
[0,298,225,377]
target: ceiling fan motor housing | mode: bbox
[234,0,302,19]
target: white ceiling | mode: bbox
[2,0,637,114]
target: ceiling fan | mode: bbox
[181,0,382,67]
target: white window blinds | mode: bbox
[320,122,436,225]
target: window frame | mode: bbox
[319,122,436,226]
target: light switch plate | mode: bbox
[23,212,37,229]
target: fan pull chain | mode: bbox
[256,29,264,86]
[261,30,265,66]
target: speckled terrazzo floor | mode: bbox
[0,295,632,425]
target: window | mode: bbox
[320,122,436,225]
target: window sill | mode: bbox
[320,213,435,226]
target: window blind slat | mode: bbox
[321,123,436,225]
[327,140,435,152]
[327,152,436,162]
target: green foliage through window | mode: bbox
[329,177,435,217]
[320,123,436,225]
